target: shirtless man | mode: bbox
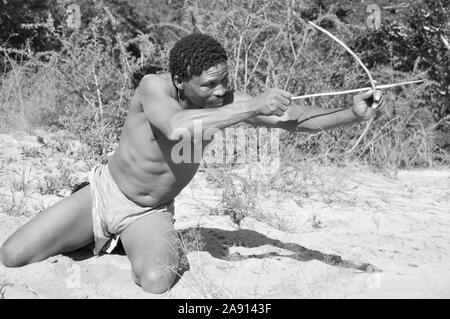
[0,33,384,294]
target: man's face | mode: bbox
[182,64,230,109]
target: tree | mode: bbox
[353,0,449,121]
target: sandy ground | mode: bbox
[0,130,449,299]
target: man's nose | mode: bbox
[214,84,226,97]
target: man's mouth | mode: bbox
[212,99,224,106]
[201,99,224,108]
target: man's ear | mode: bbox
[173,75,185,90]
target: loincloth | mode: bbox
[88,164,175,255]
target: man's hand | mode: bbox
[352,89,385,121]
[252,88,292,117]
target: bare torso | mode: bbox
[108,73,211,207]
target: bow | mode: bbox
[291,21,423,153]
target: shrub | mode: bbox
[0,0,448,168]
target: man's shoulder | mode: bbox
[139,72,175,98]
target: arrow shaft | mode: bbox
[291,80,424,101]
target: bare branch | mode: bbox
[441,34,450,51]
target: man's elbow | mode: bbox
[167,130,185,141]
[286,123,321,133]
[167,120,193,141]
[277,120,303,132]
[296,126,323,133]
[166,126,182,141]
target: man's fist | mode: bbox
[352,89,385,121]
[253,88,292,117]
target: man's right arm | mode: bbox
[138,75,291,141]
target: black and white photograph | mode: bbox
[0,0,449,300]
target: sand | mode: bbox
[0,130,449,299]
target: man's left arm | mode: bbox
[242,90,385,132]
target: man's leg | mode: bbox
[0,185,94,267]
[120,210,180,294]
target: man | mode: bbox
[0,33,384,294]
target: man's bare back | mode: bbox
[108,72,210,208]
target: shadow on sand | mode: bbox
[64,227,381,273]
[179,227,381,272]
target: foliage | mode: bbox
[0,0,448,168]
[353,0,449,121]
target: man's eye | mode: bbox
[204,79,227,88]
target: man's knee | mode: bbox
[135,267,177,294]
[0,241,24,267]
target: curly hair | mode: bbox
[169,33,227,82]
